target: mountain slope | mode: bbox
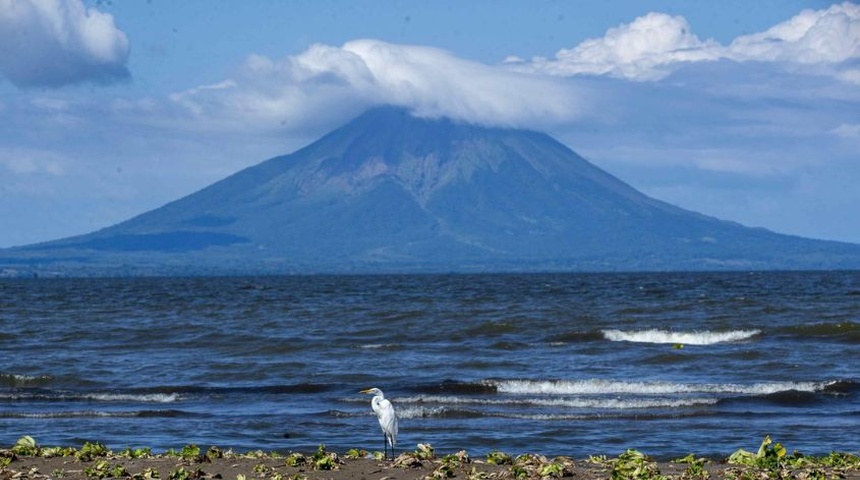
[4,107,860,275]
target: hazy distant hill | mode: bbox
[3,107,860,276]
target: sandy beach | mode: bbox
[3,442,859,480]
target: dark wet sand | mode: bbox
[3,448,860,480]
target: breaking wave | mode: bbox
[84,393,180,403]
[601,329,761,345]
[397,395,717,409]
[0,391,180,403]
[492,379,828,396]
[0,409,195,419]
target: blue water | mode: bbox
[1,272,858,459]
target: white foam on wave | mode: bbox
[533,397,718,409]
[601,329,761,345]
[0,411,142,419]
[359,344,398,349]
[494,379,825,396]
[0,391,179,402]
[392,405,446,419]
[397,395,717,409]
[84,393,180,403]
[340,406,446,420]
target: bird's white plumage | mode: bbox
[360,387,398,458]
[372,396,398,446]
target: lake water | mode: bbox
[1,272,858,459]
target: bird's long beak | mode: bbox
[359,388,373,394]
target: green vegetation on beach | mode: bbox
[2,435,859,480]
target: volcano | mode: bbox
[4,107,860,275]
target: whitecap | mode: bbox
[493,379,826,396]
[601,328,760,345]
[396,394,717,409]
[392,405,446,419]
[83,393,180,403]
[358,344,399,349]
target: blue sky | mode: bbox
[1,0,858,248]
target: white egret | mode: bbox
[360,387,398,459]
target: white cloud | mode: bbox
[341,40,580,125]
[516,2,860,82]
[154,4,860,137]
[0,0,130,88]
[511,12,720,81]
[727,2,859,63]
[168,39,582,132]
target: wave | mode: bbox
[0,382,337,404]
[397,405,465,419]
[0,391,180,403]
[601,329,761,345]
[721,380,860,407]
[330,405,453,419]
[492,379,832,396]
[403,378,849,398]
[0,409,197,419]
[496,411,709,421]
[357,344,402,350]
[85,393,180,403]
[397,395,717,410]
[388,380,855,417]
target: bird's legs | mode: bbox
[383,434,395,460]
[388,435,394,459]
